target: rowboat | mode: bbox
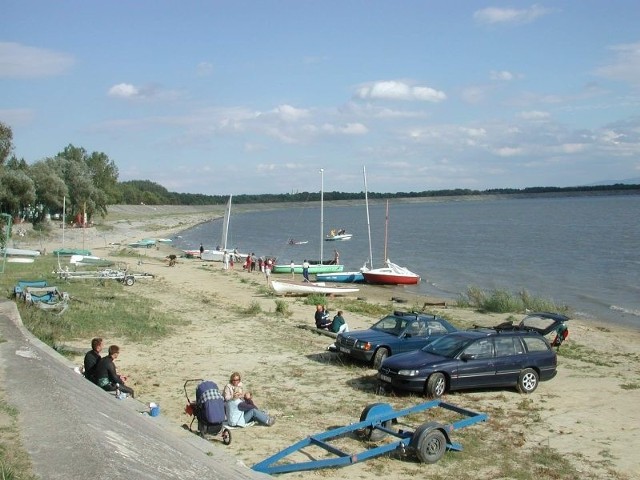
[272,263,344,274]
[271,280,359,296]
[2,247,41,263]
[325,231,353,241]
[69,255,115,267]
[315,271,365,283]
[128,238,156,248]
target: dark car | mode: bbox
[335,311,458,369]
[378,312,568,397]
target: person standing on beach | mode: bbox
[334,249,340,265]
[222,250,229,270]
[199,243,204,257]
[302,259,310,282]
[265,258,272,284]
[290,260,295,279]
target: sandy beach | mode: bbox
[20,205,640,479]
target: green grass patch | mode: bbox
[457,286,568,314]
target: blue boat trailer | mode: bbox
[252,400,488,474]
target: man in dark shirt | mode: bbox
[93,345,135,398]
[83,337,103,383]
[314,304,331,329]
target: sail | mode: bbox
[221,195,232,250]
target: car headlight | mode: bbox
[355,341,372,351]
[398,369,420,376]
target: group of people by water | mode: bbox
[314,305,349,333]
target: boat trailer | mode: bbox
[55,268,154,286]
[252,400,488,474]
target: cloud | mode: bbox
[196,61,214,76]
[594,41,640,88]
[0,42,74,78]
[474,5,554,25]
[270,104,310,122]
[0,108,35,126]
[355,80,446,102]
[490,70,517,81]
[107,82,183,101]
[519,110,551,120]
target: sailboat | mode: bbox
[361,198,420,285]
[200,195,247,262]
[316,166,372,283]
[273,169,344,275]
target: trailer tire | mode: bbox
[411,422,447,464]
[372,348,389,370]
[124,276,135,286]
[359,403,392,441]
[424,372,446,398]
[516,368,539,394]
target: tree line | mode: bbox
[1,120,639,229]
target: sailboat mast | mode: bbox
[320,168,324,262]
[384,199,389,263]
[363,166,373,269]
[221,194,232,250]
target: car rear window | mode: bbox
[427,321,449,334]
[523,336,550,352]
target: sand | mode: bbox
[22,206,640,479]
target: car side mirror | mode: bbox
[460,353,476,361]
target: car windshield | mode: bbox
[422,334,475,357]
[371,315,410,337]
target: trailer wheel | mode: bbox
[411,423,447,464]
[359,403,393,441]
[424,372,446,398]
[372,348,389,370]
[124,276,135,286]
[516,368,539,394]
[222,428,232,445]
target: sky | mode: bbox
[2,1,640,195]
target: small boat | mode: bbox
[69,254,115,267]
[52,248,92,256]
[272,262,344,274]
[362,260,420,285]
[270,280,359,296]
[2,247,41,263]
[156,238,173,244]
[287,238,309,245]
[315,270,366,283]
[128,239,156,248]
[325,229,353,241]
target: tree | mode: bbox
[0,122,14,167]
[28,161,68,224]
[0,169,36,219]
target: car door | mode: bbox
[492,336,526,387]
[454,338,496,389]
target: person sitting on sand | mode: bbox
[93,345,135,398]
[315,304,332,330]
[83,337,103,383]
[330,311,349,334]
[223,372,275,427]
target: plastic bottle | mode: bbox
[115,383,121,398]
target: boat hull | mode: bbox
[325,234,352,241]
[362,272,420,285]
[315,271,365,283]
[273,264,344,274]
[271,280,359,296]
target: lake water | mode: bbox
[171,194,640,330]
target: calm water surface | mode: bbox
[172,195,640,330]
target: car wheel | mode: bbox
[411,422,447,464]
[517,368,539,394]
[372,348,389,370]
[359,403,393,441]
[424,372,446,398]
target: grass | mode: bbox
[457,286,568,314]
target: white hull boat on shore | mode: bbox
[271,280,359,296]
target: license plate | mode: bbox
[380,374,391,383]
[339,347,350,354]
